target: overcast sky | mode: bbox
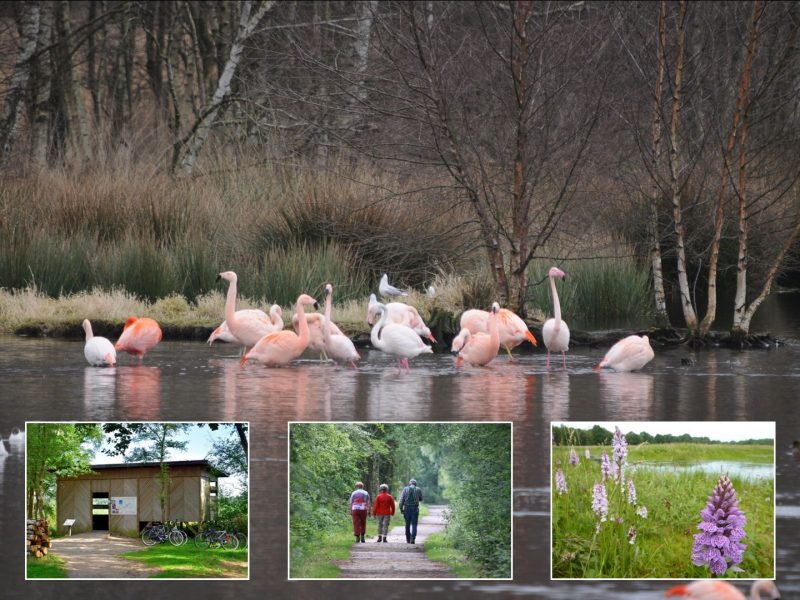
[552,421,775,443]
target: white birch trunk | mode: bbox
[668,2,698,334]
[31,2,54,168]
[0,3,41,163]
[178,0,274,176]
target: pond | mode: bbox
[3,299,800,598]
[631,460,775,481]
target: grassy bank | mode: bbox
[290,516,379,578]
[26,553,69,578]
[552,444,774,578]
[424,530,484,578]
[122,543,248,578]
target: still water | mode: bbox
[631,461,775,481]
[2,322,799,599]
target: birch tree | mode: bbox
[174,0,275,176]
[0,2,40,164]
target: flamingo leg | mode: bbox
[561,351,567,370]
[546,351,551,370]
[504,345,515,362]
[401,358,410,371]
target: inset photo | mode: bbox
[551,421,775,580]
[289,422,512,580]
[25,422,249,579]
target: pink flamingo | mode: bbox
[666,580,780,600]
[208,305,283,347]
[115,316,162,360]
[240,294,318,367]
[542,266,570,369]
[367,294,437,343]
[82,319,116,366]
[292,312,345,360]
[218,271,283,349]
[459,306,536,359]
[595,335,654,372]
[370,302,433,371]
[322,283,360,367]
[451,302,500,367]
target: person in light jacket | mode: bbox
[349,482,371,543]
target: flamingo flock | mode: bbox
[81,268,655,372]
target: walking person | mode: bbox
[349,482,371,543]
[372,483,395,543]
[398,478,423,544]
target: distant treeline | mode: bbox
[553,425,772,447]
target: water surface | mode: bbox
[2,333,799,599]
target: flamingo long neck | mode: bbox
[270,306,282,327]
[751,581,773,600]
[83,322,94,340]
[489,310,500,348]
[295,298,309,347]
[224,277,238,325]
[370,305,388,350]
[323,292,333,343]
[550,275,562,329]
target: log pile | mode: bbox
[27,519,51,558]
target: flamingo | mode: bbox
[208,305,283,347]
[595,335,654,372]
[459,307,536,359]
[370,302,433,371]
[666,579,780,600]
[542,266,570,369]
[451,302,500,367]
[367,295,436,343]
[292,312,345,360]
[240,294,318,367]
[322,283,360,368]
[218,271,284,350]
[82,319,116,366]
[379,273,407,298]
[115,316,162,360]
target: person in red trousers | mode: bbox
[372,483,395,542]
[349,481,371,543]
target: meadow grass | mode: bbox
[121,543,248,578]
[552,445,774,579]
[26,553,69,578]
[424,530,484,578]
[289,515,379,578]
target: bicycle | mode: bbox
[141,521,187,546]
[194,526,239,550]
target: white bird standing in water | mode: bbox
[379,273,408,298]
[542,266,570,370]
[82,319,117,366]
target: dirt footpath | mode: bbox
[49,531,160,578]
[336,504,452,578]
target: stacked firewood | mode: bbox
[26,519,51,558]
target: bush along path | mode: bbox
[335,505,451,578]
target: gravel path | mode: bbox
[336,504,452,579]
[49,531,160,578]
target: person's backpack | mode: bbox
[405,485,419,508]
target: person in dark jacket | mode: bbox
[398,478,423,543]
[372,483,395,542]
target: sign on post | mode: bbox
[63,518,75,536]
[110,497,137,515]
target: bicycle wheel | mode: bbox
[235,532,248,549]
[194,532,208,549]
[178,530,189,545]
[221,532,239,550]
[168,529,183,546]
[141,528,158,546]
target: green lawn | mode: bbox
[27,553,68,578]
[122,543,248,578]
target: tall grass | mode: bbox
[527,255,652,329]
[0,164,463,305]
[552,445,774,579]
